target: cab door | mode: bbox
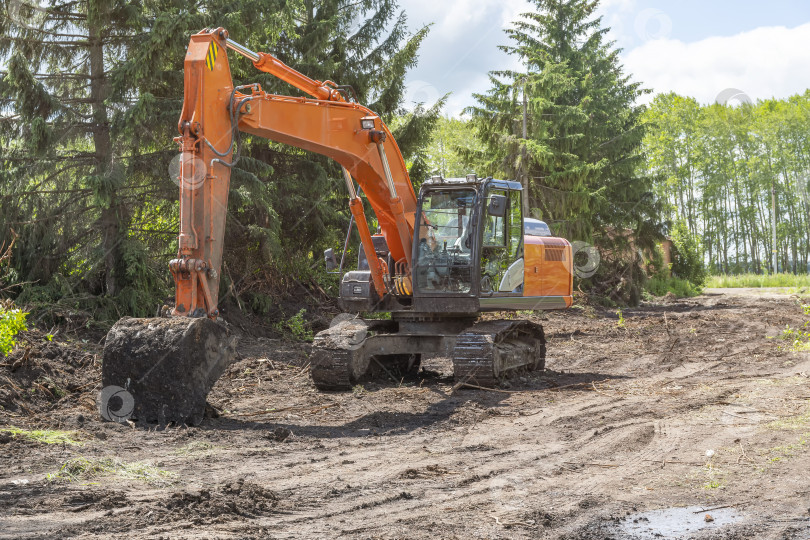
[480,187,524,294]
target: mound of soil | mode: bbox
[163,478,279,525]
[0,329,100,424]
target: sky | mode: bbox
[397,0,810,116]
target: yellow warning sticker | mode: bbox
[205,41,218,71]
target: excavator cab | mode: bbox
[411,176,526,298]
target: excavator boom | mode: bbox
[171,28,417,318]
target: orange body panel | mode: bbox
[523,236,574,304]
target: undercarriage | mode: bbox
[310,313,546,390]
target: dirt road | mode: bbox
[2,289,810,539]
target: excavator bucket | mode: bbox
[101,317,236,425]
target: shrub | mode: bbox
[0,305,27,356]
[646,275,702,298]
[670,220,706,286]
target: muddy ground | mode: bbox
[1,288,810,539]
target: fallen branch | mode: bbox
[452,382,520,394]
[693,502,747,514]
[562,461,619,468]
[233,403,337,417]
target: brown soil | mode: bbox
[2,289,810,539]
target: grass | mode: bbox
[700,462,725,490]
[645,275,702,298]
[706,273,810,289]
[173,441,215,456]
[46,456,177,486]
[759,433,810,464]
[1,426,83,446]
[767,405,810,431]
[778,324,810,352]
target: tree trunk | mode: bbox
[88,13,117,296]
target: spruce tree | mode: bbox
[223,0,443,297]
[1,0,440,315]
[467,0,662,252]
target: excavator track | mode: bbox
[452,320,545,387]
[310,318,396,391]
[310,347,353,391]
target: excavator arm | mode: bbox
[171,28,417,318]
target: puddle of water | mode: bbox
[620,506,742,539]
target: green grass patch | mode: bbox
[767,406,810,431]
[706,273,810,289]
[1,426,83,446]
[46,456,177,486]
[645,276,702,298]
[759,432,809,463]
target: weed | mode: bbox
[278,309,313,341]
[352,384,366,397]
[758,433,809,463]
[0,306,27,356]
[645,276,702,298]
[701,463,725,490]
[778,324,810,352]
[47,457,177,486]
[174,441,215,456]
[1,426,83,446]
[362,312,391,320]
[616,309,625,328]
[767,407,810,431]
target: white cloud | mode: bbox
[399,0,531,116]
[623,23,810,105]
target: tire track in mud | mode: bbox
[4,290,810,539]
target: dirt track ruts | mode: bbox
[1,289,810,539]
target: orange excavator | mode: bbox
[101,28,573,425]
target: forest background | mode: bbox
[2,0,806,327]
